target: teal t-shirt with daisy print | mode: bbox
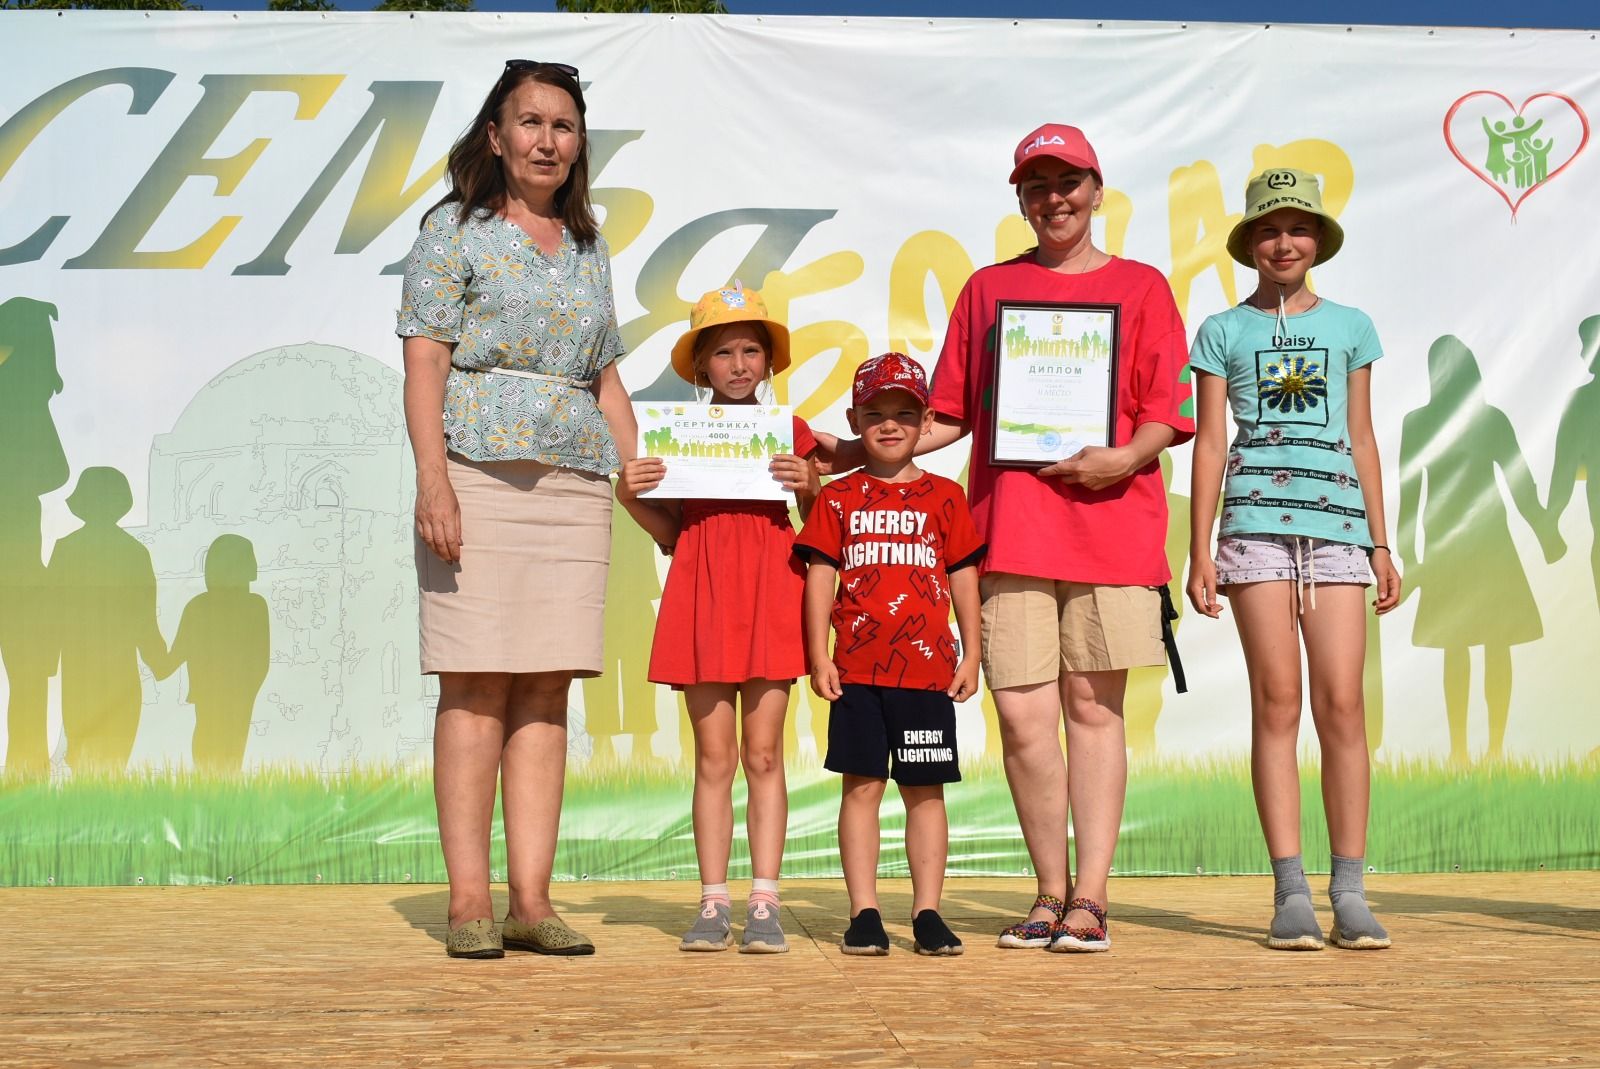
[1189,299,1382,546]
[396,203,624,473]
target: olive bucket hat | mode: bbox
[1225,168,1345,267]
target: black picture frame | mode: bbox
[988,299,1120,468]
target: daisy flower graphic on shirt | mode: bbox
[1259,356,1328,414]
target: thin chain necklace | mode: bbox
[1044,247,1104,274]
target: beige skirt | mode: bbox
[417,453,612,675]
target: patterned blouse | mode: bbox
[396,203,625,473]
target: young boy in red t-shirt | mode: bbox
[795,353,986,956]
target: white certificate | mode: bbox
[990,301,1119,467]
[633,403,794,500]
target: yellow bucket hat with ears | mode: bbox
[1226,168,1345,267]
[669,282,792,385]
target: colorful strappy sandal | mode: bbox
[996,894,1067,949]
[1048,897,1110,953]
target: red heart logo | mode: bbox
[1443,92,1590,218]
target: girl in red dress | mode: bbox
[617,284,819,953]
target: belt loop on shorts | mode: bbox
[1158,586,1187,694]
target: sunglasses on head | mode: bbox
[504,60,580,78]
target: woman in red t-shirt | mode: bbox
[833,124,1194,952]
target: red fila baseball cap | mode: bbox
[1008,123,1102,185]
[852,352,929,407]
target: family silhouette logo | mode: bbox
[1443,91,1591,218]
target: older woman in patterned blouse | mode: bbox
[398,61,635,959]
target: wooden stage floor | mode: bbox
[3,873,1596,1068]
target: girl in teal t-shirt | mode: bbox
[1187,169,1402,953]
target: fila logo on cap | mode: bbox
[1023,133,1068,157]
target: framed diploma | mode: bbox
[633,402,794,500]
[990,300,1119,467]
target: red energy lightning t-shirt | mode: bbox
[794,471,985,691]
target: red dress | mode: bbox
[647,417,816,687]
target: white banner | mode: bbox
[2,12,1597,772]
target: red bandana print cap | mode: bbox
[852,352,929,407]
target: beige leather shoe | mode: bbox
[502,914,596,956]
[445,917,504,959]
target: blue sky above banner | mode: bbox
[178,0,1599,30]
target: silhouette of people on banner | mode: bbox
[582,499,664,766]
[1399,335,1563,764]
[161,534,270,774]
[1482,118,1516,185]
[1482,116,1552,190]
[1548,316,1600,613]
[48,467,168,774]
[0,297,69,778]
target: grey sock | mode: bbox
[1270,855,1312,905]
[1267,855,1321,948]
[1329,854,1390,946]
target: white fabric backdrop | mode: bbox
[1,12,1596,769]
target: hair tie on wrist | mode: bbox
[1367,544,1390,557]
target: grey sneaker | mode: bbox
[1267,892,1325,951]
[1329,892,1392,950]
[740,899,789,954]
[679,900,733,951]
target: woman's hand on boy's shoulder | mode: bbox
[616,457,666,503]
[810,431,865,476]
[947,659,979,703]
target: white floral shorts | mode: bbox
[1214,533,1371,588]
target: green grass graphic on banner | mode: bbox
[3,757,1596,886]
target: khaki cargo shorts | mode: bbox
[979,573,1165,689]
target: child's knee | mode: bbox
[696,743,740,784]
[740,740,782,778]
[1252,681,1303,732]
[841,774,887,802]
[898,783,946,808]
[1310,692,1366,747]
